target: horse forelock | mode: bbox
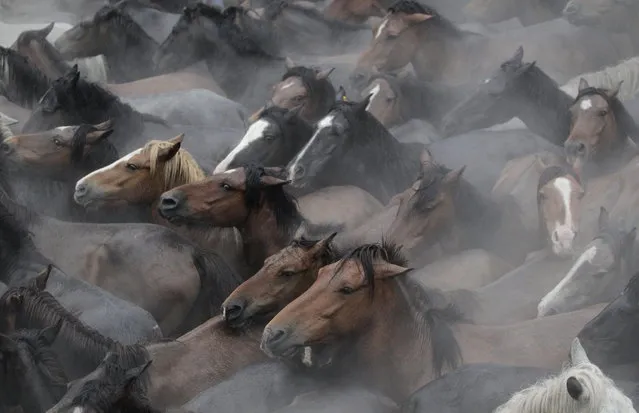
[145,140,205,192]
[495,362,633,413]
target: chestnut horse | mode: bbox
[262,241,603,401]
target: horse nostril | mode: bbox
[75,182,88,197]
[223,301,245,323]
[0,142,13,154]
[551,230,559,243]
[576,143,586,154]
[160,196,180,211]
[264,327,287,347]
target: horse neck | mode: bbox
[105,20,158,81]
[17,345,60,413]
[240,196,301,271]
[351,280,439,400]
[513,68,573,146]
[399,79,466,124]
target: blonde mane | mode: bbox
[561,56,639,101]
[144,139,206,192]
[495,362,635,413]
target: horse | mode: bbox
[54,4,159,83]
[493,338,635,413]
[538,207,637,317]
[262,241,605,401]
[323,0,467,24]
[463,0,567,26]
[350,0,634,87]
[249,62,336,125]
[441,47,573,143]
[561,57,639,102]
[46,352,153,413]
[286,95,422,204]
[154,4,284,109]
[222,233,339,329]
[360,73,467,128]
[0,121,122,222]
[564,78,639,177]
[0,46,51,110]
[0,22,72,47]
[0,324,67,413]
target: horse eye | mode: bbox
[339,286,355,295]
[221,183,232,191]
[52,138,62,147]
[599,110,608,117]
[279,270,295,277]
[126,163,138,171]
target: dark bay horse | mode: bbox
[261,241,603,401]
[441,47,573,144]
[286,96,422,204]
[351,0,633,87]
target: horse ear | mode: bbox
[157,135,183,162]
[86,128,114,144]
[355,94,373,114]
[597,207,609,231]
[403,12,433,23]
[566,376,583,400]
[442,166,465,190]
[308,232,338,257]
[36,22,55,39]
[35,265,52,291]
[249,106,267,124]
[578,78,590,92]
[607,81,623,100]
[285,57,296,70]
[316,67,335,81]
[570,337,590,366]
[374,262,412,279]
[39,320,63,345]
[93,120,113,131]
[509,46,524,65]
[336,86,349,102]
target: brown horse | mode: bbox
[324,0,386,24]
[249,61,336,124]
[351,0,633,87]
[564,78,639,177]
[222,233,338,329]
[261,241,603,401]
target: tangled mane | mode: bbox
[281,66,336,118]
[143,139,205,192]
[0,46,51,109]
[93,5,158,47]
[289,235,343,267]
[495,362,634,413]
[70,125,119,170]
[573,86,639,144]
[243,164,302,235]
[0,284,149,377]
[335,240,464,376]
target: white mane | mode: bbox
[495,339,635,413]
[561,56,639,101]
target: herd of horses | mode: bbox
[2,0,639,411]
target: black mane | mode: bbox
[11,328,68,394]
[336,240,463,376]
[282,66,336,118]
[573,86,639,145]
[244,164,302,235]
[0,46,51,109]
[70,125,120,170]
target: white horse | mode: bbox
[494,338,636,413]
[0,22,108,83]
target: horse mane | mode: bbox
[95,5,158,46]
[336,240,464,376]
[562,57,639,102]
[0,46,51,108]
[71,124,120,171]
[0,285,149,373]
[244,164,302,234]
[143,140,205,192]
[282,66,336,117]
[388,0,464,37]
[289,236,345,267]
[264,0,369,32]
[0,120,14,141]
[573,86,639,144]
[11,328,68,394]
[495,362,630,413]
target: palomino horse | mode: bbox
[350,0,633,87]
[538,207,637,317]
[261,241,603,401]
[564,78,639,177]
[249,62,336,125]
